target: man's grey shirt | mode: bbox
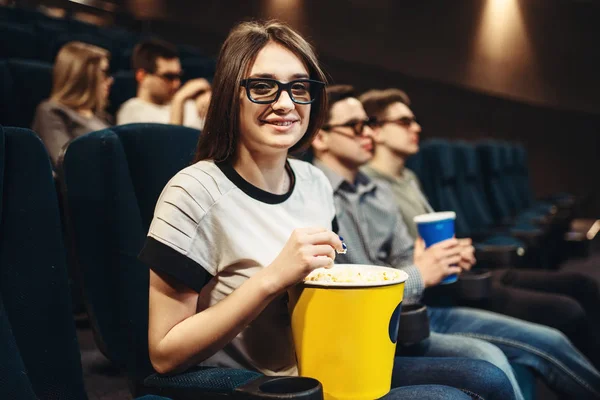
[314,160,424,304]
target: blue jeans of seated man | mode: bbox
[388,357,515,400]
[382,384,471,400]
[403,307,600,400]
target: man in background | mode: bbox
[310,84,600,400]
[359,87,600,369]
[117,39,211,130]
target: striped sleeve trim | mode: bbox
[138,237,211,292]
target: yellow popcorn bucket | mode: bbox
[288,264,408,400]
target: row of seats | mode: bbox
[0,5,212,71]
[2,124,322,400]
[10,123,583,398]
[0,57,214,128]
[0,5,217,128]
[57,126,549,399]
[0,125,173,400]
[407,139,575,268]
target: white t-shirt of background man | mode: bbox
[138,158,337,376]
[116,98,204,130]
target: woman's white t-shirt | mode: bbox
[139,158,336,376]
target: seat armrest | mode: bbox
[140,367,324,400]
[529,214,553,226]
[141,367,259,399]
[235,376,323,399]
[475,244,526,268]
[510,229,544,248]
[454,269,492,301]
[396,304,430,347]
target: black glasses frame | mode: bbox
[240,78,325,105]
[376,116,418,128]
[322,117,378,137]
[154,71,185,82]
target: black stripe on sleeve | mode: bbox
[332,217,339,234]
[138,237,211,292]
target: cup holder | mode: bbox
[455,269,492,301]
[397,303,430,346]
[236,376,323,399]
[259,377,321,394]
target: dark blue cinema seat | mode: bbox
[511,143,576,212]
[477,140,518,224]
[405,141,432,205]
[418,139,530,267]
[417,139,470,236]
[5,59,53,128]
[453,142,536,239]
[46,32,116,65]
[107,70,137,115]
[181,57,217,81]
[499,142,557,221]
[0,22,38,60]
[0,125,172,400]
[477,141,553,226]
[0,60,12,125]
[58,123,316,399]
[0,5,40,24]
[477,140,570,267]
[452,140,553,267]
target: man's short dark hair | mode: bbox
[359,88,411,119]
[325,85,356,121]
[131,39,179,73]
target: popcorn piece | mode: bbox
[305,267,402,284]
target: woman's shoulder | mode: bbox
[288,158,332,189]
[35,99,60,114]
[164,160,234,205]
[289,158,321,178]
[36,99,67,112]
[35,99,76,120]
[32,100,70,125]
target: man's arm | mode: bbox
[170,78,211,125]
[388,212,463,304]
[387,213,426,304]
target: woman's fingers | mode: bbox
[299,226,328,236]
[308,231,344,252]
[312,255,335,269]
[310,244,337,260]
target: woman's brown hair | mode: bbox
[50,41,110,113]
[193,20,328,163]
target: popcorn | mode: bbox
[305,266,403,284]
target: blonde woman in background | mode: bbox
[32,41,114,167]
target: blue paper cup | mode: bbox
[413,212,457,285]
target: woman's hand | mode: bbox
[263,227,344,294]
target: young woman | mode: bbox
[32,41,113,167]
[139,20,514,400]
